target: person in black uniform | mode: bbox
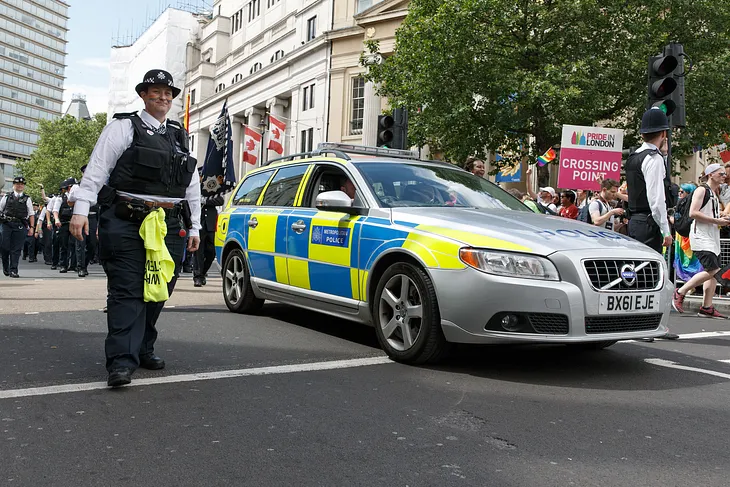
[22,202,40,262]
[626,107,673,253]
[53,178,77,273]
[626,107,678,341]
[194,169,224,287]
[0,176,35,278]
[69,69,201,388]
[75,164,98,277]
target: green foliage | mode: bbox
[16,113,107,202]
[365,0,730,174]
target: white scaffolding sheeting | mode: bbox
[108,8,200,122]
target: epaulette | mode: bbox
[113,111,138,120]
[167,119,182,129]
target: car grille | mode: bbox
[584,314,663,334]
[528,313,569,335]
[583,260,661,291]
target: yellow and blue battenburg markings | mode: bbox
[217,207,533,303]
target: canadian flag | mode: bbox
[267,115,286,155]
[242,126,262,166]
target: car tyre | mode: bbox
[223,248,263,314]
[372,262,450,364]
[567,340,617,351]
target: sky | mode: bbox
[63,0,210,115]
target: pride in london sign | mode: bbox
[558,125,624,191]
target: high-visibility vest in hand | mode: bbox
[139,208,175,302]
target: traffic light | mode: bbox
[376,115,394,147]
[647,42,686,127]
[392,108,408,150]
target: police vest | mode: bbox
[59,194,74,222]
[4,193,29,219]
[108,112,195,199]
[625,148,672,213]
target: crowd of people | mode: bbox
[461,108,730,326]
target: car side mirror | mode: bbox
[315,190,366,215]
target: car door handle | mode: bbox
[248,217,258,229]
[291,220,307,233]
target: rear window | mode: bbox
[232,170,273,205]
[355,162,530,211]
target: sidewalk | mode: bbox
[0,260,224,315]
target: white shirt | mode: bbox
[50,193,67,213]
[636,142,671,237]
[71,109,201,236]
[589,199,613,230]
[0,191,34,217]
[690,187,721,255]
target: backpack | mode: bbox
[577,203,593,224]
[674,184,712,237]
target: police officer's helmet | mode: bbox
[13,176,25,184]
[640,107,670,134]
[59,177,76,190]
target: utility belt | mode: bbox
[113,194,192,229]
[0,213,27,225]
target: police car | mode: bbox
[216,143,672,364]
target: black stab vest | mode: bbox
[4,193,28,219]
[625,148,672,213]
[108,112,195,198]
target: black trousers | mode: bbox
[194,226,216,278]
[42,225,53,263]
[58,222,77,270]
[52,225,61,266]
[628,213,663,253]
[75,213,98,271]
[1,221,26,273]
[99,206,185,372]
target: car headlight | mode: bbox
[459,248,560,281]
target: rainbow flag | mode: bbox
[537,148,556,166]
[673,233,703,282]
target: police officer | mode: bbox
[0,176,35,278]
[53,178,77,273]
[626,107,678,341]
[69,69,200,388]
[23,202,41,262]
[194,169,224,287]
[75,164,98,277]
[626,107,673,253]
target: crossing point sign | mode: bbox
[558,125,624,191]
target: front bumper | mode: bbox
[431,250,673,344]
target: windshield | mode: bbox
[355,162,531,211]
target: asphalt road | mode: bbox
[2,261,730,486]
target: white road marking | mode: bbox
[675,331,730,340]
[24,312,39,315]
[0,356,392,400]
[645,358,730,380]
[719,359,730,364]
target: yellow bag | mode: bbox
[138,208,175,302]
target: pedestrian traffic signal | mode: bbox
[647,42,686,127]
[377,115,394,147]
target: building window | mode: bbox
[232,73,243,84]
[300,128,314,152]
[190,135,195,152]
[215,83,226,93]
[271,50,285,63]
[232,9,244,34]
[350,77,365,135]
[248,0,261,22]
[250,63,262,74]
[302,83,315,112]
[306,16,317,42]
[267,0,280,7]
[356,0,373,13]
[190,89,196,105]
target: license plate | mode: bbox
[598,293,660,314]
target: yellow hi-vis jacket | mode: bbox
[139,208,175,302]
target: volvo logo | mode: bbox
[620,264,637,286]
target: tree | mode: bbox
[16,113,107,202]
[365,0,730,176]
